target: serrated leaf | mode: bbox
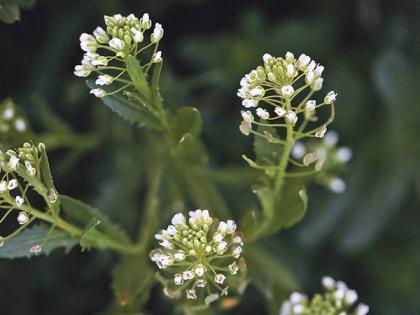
[173,106,202,140]
[60,195,130,244]
[80,218,101,251]
[86,81,158,129]
[126,55,150,99]
[0,223,78,258]
[111,255,154,310]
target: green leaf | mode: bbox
[0,223,78,258]
[38,143,60,207]
[60,195,130,244]
[173,107,202,140]
[173,132,208,166]
[111,255,154,310]
[79,218,101,251]
[126,55,150,98]
[0,0,20,23]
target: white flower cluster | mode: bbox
[238,52,336,138]
[280,276,369,315]
[291,131,352,193]
[0,99,28,135]
[74,13,164,98]
[150,210,245,304]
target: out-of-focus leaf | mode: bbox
[60,195,130,244]
[31,94,72,133]
[173,106,202,140]
[111,255,154,311]
[253,124,282,165]
[0,223,77,258]
[173,132,208,166]
[0,0,19,23]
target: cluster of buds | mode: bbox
[150,210,246,305]
[291,131,352,193]
[0,98,28,135]
[74,13,164,98]
[280,276,369,315]
[0,143,57,254]
[238,52,336,140]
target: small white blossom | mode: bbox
[218,220,237,234]
[17,211,28,224]
[229,261,239,275]
[80,33,97,52]
[323,130,339,146]
[171,213,186,226]
[232,245,242,258]
[291,142,306,159]
[305,71,315,84]
[324,91,338,104]
[196,279,207,288]
[297,54,311,69]
[0,181,7,193]
[90,88,106,98]
[15,118,27,132]
[215,274,226,284]
[281,85,294,97]
[174,274,184,285]
[242,99,258,108]
[141,13,152,29]
[152,51,163,63]
[355,304,369,315]
[3,107,14,120]
[93,26,109,43]
[285,110,298,125]
[290,292,305,304]
[328,177,346,193]
[250,86,265,98]
[7,179,18,190]
[305,100,316,112]
[263,53,274,64]
[293,304,305,314]
[151,23,164,43]
[345,289,358,305]
[186,289,197,300]
[95,74,113,86]
[336,147,353,163]
[25,161,36,176]
[275,106,286,117]
[173,251,186,261]
[109,38,125,50]
[215,241,228,254]
[29,245,42,255]
[8,155,20,171]
[314,65,324,77]
[311,77,324,91]
[131,28,144,43]
[315,125,327,138]
[194,264,206,277]
[48,188,58,204]
[286,64,295,77]
[285,51,294,62]
[74,65,91,77]
[241,110,254,123]
[256,108,270,120]
[322,276,336,290]
[183,270,194,280]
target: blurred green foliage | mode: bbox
[0,0,419,314]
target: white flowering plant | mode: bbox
[0,11,366,315]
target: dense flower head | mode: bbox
[74,13,164,98]
[291,131,352,193]
[150,210,246,305]
[238,52,336,142]
[280,276,369,315]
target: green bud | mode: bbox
[123,34,131,45]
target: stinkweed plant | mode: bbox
[0,11,367,315]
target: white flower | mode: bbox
[174,274,184,285]
[229,261,239,275]
[345,289,358,305]
[290,292,305,304]
[25,161,36,176]
[109,38,125,50]
[355,304,369,315]
[152,51,163,63]
[322,276,336,290]
[215,241,228,254]
[0,181,7,193]
[304,100,316,112]
[314,65,324,77]
[95,74,113,86]
[232,245,242,258]
[250,86,265,98]
[336,147,353,163]
[171,213,186,226]
[275,106,286,117]
[131,27,144,43]
[48,188,58,204]
[323,130,339,146]
[285,51,294,62]
[303,152,318,166]
[285,110,298,125]
[324,91,337,104]
[242,99,258,108]
[151,23,164,43]
[188,209,212,226]
[328,177,346,193]
[141,13,152,29]
[291,142,306,159]
[280,301,292,315]
[186,289,197,300]
[241,110,254,123]
[8,155,20,171]
[80,33,97,52]
[311,77,324,91]
[3,107,14,120]
[194,264,206,277]
[297,54,311,69]
[93,26,109,43]
[305,71,315,84]
[196,279,207,288]
[183,270,194,280]
[74,65,91,77]
[263,53,274,63]
[293,304,305,314]
[15,118,27,132]
[281,85,294,97]
[307,60,316,72]
[213,232,224,243]
[156,254,172,269]
[286,64,295,77]
[215,274,226,284]
[256,108,270,120]
[91,56,108,66]
[218,220,237,234]
[315,125,327,138]
[17,211,28,224]
[7,179,18,190]
[29,245,42,255]
[90,88,106,98]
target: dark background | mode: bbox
[0,0,419,314]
